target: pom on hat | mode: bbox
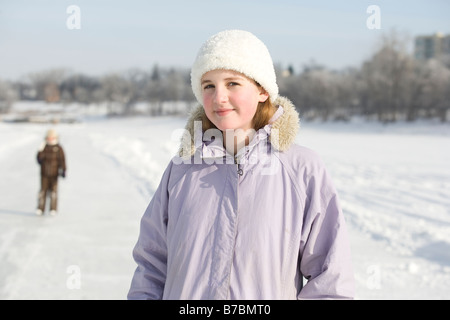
[190,30,279,105]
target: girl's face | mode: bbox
[201,69,269,131]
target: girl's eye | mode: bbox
[203,84,214,90]
[228,82,239,87]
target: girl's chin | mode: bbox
[215,125,254,132]
[210,117,253,132]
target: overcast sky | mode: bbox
[1,0,449,80]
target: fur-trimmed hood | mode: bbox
[178,96,300,158]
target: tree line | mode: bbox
[1,32,449,122]
[279,32,450,123]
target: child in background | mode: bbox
[36,129,66,216]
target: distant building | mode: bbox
[414,32,450,61]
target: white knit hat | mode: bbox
[191,30,279,105]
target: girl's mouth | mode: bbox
[215,109,234,116]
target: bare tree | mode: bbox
[27,69,68,103]
[359,30,414,122]
[100,73,128,115]
[60,73,102,104]
[421,59,450,122]
[0,80,17,113]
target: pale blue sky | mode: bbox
[1,0,449,80]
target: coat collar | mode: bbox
[178,96,300,160]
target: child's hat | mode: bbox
[190,29,278,105]
[46,129,58,138]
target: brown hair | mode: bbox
[251,86,277,131]
[201,82,277,132]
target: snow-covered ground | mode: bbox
[0,107,449,300]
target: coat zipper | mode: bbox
[235,156,243,177]
[226,156,242,298]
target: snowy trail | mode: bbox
[1,117,450,299]
[0,122,149,299]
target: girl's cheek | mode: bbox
[202,96,211,110]
[202,94,215,117]
[202,89,214,103]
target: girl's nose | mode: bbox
[213,86,228,104]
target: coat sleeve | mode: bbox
[297,157,355,300]
[58,146,67,174]
[37,149,45,165]
[127,161,173,300]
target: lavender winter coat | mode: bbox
[128,96,355,300]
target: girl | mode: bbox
[128,30,355,299]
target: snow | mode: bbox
[1,107,449,300]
